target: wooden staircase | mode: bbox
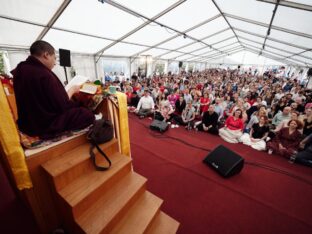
[42,138,179,234]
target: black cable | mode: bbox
[129,114,312,186]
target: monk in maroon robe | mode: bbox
[12,40,94,139]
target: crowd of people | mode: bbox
[112,68,312,167]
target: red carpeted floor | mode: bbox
[128,114,312,234]
[1,115,312,234]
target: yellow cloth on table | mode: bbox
[0,83,32,189]
[116,92,131,157]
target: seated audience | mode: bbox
[294,133,312,167]
[175,96,186,115]
[267,120,303,159]
[271,106,291,128]
[219,109,244,143]
[176,101,196,129]
[155,100,174,122]
[135,89,155,118]
[240,116,269,151]
[195,105,219,135]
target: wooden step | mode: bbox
[42,139,119,191]
[76,172,147,234]
[146,211,180,234]
[58,152,132,218]
[110,191,163,234]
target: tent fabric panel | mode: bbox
[104,43,148,57]
[269,29,312,48]
[240,39,264,49]
[265,40,305,54]
[142,48,170,57]
[218,43,242,51]
[157,0,219,31]
[43,29,112,54]
[160,51,184,60]
[214,38,239,49]
[203,30,235,44]
[177,54,195,61]
[186,17,228,39]
[0,0,63,24]
[302,51,312,58]
[178,43,206,53]
[123,24,174,46]
[292,55,312,65]
[274,5,312,34]
[113,0,179,18]
[288,0,312,4]
[235,31,266,43]
[216,0,275,23]
[0,19,44,47]
[227,18,268,36]
[191,47,214,56]
[53,0,143,40]
[160,37,194,50]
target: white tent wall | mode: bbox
[7,51,29,74]
[1,0,311,79]
[168,61,179,74]
[99,57,131,81]
[70,54,97,80]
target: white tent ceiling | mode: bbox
[1,0,311,66]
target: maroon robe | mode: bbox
[267,127,302,158]
[12,56,94,139]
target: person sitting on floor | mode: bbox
[11,40,95,139]
[271,106,291,128]
[128,91,140,112]
[266,119,303,159]
[195,105,219,135]
[239,116,269,151]
[154,100,174,122]
[135,89,155,118]
[219,109,244,143]
[294,133,312,167]
[175,101,196,130]
[174,96,186,116]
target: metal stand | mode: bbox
[63,66,68,85]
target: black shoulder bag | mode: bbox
[87,119,114,171]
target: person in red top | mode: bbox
[219,109,244,143]
[200,92,210,114]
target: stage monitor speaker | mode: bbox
[203,145,244,178]
[307,68,312,77]
[179,61,183,68]
[59,49,71,67]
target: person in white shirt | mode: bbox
[135,89,155,118]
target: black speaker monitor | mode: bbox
[203,145,244,178]
[307,68,312,77]
[179,61,183,68]
[59,49,71,67]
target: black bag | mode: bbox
[150,119,168,132]
[87,119,114,171]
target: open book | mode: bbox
[79,83,98,95]
[65,75,90,92]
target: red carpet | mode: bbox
[0,163,40,234]
[129,114,312,234]
[1,115,312,233]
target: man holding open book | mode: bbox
[12,40,95,139]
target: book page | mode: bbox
[80,83,98,94]
[65,75,90,92]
